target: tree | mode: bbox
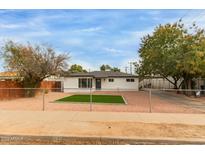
[1,41,69,89]
[68,64,87,73]
[112,67,121,72]
[137,21,205,90]
[100,64,112,71]
[176,26,205,90]
[137,22,184,89]
[100,64,120,72]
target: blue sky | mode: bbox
[0,9,204,72]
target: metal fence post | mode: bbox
[89,87,92,111]
[42,89,45,111]
[8,88,11,100]
[149,89,152,113]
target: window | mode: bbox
[108,78,114,82]
[126,78,135,82]
[78,78,92,88]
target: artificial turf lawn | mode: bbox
[56,94,125,104]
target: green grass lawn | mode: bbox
[56,94,125,104]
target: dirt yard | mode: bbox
[0,91,204,113]
[0,121,205,144]
[0,110,205,144]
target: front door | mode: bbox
[95,78,101,89]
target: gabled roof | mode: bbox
[0,71,17,77]
[0,71,19,80]
[67,71,138,78]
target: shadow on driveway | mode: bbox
[151,91,205,112]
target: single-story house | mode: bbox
[63,71,139,92]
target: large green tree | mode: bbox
[112,67,121,72]
[1,41,69,88]
[68,64,87,73]
[137,21,205,90]
[100,64,120,72]
[100,64,112,71]
[176,26,205,89]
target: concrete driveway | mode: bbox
[151,90,205,112]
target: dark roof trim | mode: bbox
[65,71,138,78]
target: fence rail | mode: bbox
[0,88,204,113]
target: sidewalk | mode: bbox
[1,110,205,125]
[0,110,205,144]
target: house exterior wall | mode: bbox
[63,77,94,92]
[64,77,79,89]
[101,78,138,90]
[63,77,139,92]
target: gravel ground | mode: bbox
[0,91,204,113]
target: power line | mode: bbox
[179,9,193,20]
[125,66,128,73]
[181,10,205,25]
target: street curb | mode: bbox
[0,134,205,145]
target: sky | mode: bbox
[0,9,204,73]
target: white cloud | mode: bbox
[63,38,83,46]
[104,47,123,54]
[76,26,103,33]
[22,30,51,37]
[0,23,24,29]
[112,28,154,48]
[0,36,27,43]
[131,28,154,37]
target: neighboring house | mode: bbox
[0,71,63,91]
[0,71,19,81]
[139,76,205,89]
[63,71,139,92]
[139,76,183,89]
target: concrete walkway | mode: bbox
[0,110,205,144]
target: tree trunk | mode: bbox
[22,79,41,97]
[187,79,192,96]
[184,78,192,96]
[163,76,179,89]
[174,80,178,89]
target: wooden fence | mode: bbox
[0,81,62,100]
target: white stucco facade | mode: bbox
[100,78,138,90]
[63,77,139,92]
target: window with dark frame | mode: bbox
[108,78,114,82]
[126,78,135,82]
[78,78,92,88]
[126,79,130,82]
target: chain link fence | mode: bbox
[0,88,204,113]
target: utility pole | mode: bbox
[125,66,128,73]
[129,62,133,74]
